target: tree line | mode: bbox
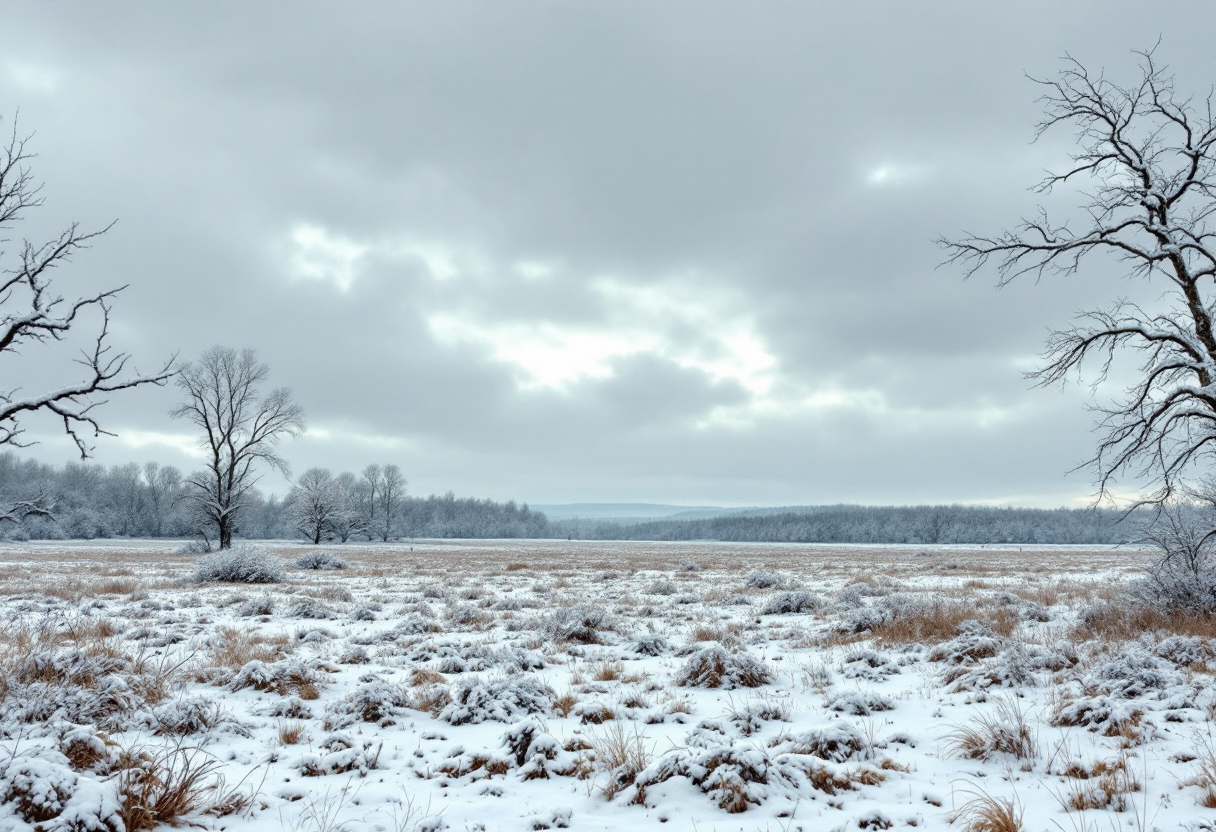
[550,504,1140,545]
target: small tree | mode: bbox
[172,346,304,549]
[285,467,341,544]
[942,47,1216,509]
[376,464,406,541]
[0,120,174,525]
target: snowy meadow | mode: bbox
[3,539,1216,831]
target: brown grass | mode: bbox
[552,690,579,717]
[203,626,286,670]
[505,563,529,571]
[1058,754,1140,812]
[1073,603,1216,641]
[408,667,448,687]
[951,788,1023,832]
[946,699,1037,762]
[872,602,1018,645]
[277,720,306,745]
[113,742,224,831]
[589,660,624,682]
[592,722,650,800]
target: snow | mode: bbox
[0,538,1214,830]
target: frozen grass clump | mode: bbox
[1082,645,1185,698]
[192,546,284,584]
[824,690,894,716]
[743,569,782,589]
[541,605,615,644]
[299,733,383,777]
[440,675,556,725]
[679,562,701,572]
[323,681,411,729]
[1151,634,1216,666]
[771,720,867,762]
[633,634,669,656]
[675,644,774,690]
[295,551,348,570]
[647,579,677,595]
[235,596,273,617]
[761,591,820,615]
[287,599,336,620]
[842,649,900,681]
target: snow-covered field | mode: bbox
[3,538,1216,831]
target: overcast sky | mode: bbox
[3,3,1215,507]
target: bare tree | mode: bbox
[172,346,304,549]
[376,464,406,541]
[360,463,381,539]
[942,46,1216,508]
[0,120,175,487]
[286,467,340,545]
[331,471,364,542]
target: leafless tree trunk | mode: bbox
[360,464,380,540]
[378,464,406,542]
[286,467,339,544]
[941,46,1216,508]
[0,119,175,468]
[171,346,304,549]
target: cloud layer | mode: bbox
[3,3,1213,506]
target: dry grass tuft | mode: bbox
[203,626,286,670]
[113,741,224,831]
[872,601,1017,645]
[592,722,650,801]
[951,787,1023,832]
[277,720,306,745]
[1074,603,1216,641]
[589,660,624,682]
[1057,754,1140,812]
[552,690,579,717]
[946,698,1037,762]
[505,562,529,571]
[408,667,448,687]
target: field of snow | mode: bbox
[3,538,1216,831]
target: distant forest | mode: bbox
[0,452,1136,545]
[548,504,1139,545]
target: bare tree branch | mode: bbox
[940,46,1216,508]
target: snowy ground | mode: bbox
[2,538,1215,831]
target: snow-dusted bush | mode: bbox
[760,591,820,615]
[743,569,782,589]
[235,596,273,617]
[287,599,336,619]
[647,578,677,595]
[228,659,322,698]
[440,676,556,725]
[323,681,411,729]
[675,644,774,689]
[771,721,867,762]
[1133,503,1216,613]
[295,551,349,570]
[1082,645,1185,699]
[299,733,382,776]
[192,546,284,584]
[824,690,894,716]
[633,634,669,656]
[842,649,900,681]
[540,605,614,644]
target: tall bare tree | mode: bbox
[286,467,340,545]
[172,346,304,549]
[942,46,1216,508]
[0,119,175,525]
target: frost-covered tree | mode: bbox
[374,464,406,541]
[943,47,1216,508]
[286,467,341,544]
[172,347,304,549]
[0,119,174,523]
[330,471,364,542]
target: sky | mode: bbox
[2,2,1215,508]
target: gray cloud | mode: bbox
[3,2,1212,506]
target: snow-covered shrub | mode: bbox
[771,721,867,762]
[440,676,556,725]
[926,622,1003,664]
[295,551,348,570]
[228,659,322,698]
[1082,645,1185,699]
[235,596,273,617]
[824,690,894,716]
[298,733,382,777]
[727,700,790,735]
[945,697,1037,762]
[842,649,900,681]
[175,540,209,555]
[287,598,336,619]
[675,644,774,689]
[760,590,820,615]
[633,634,668,656]
[743,569,782,589]
[679,562,701,572]
[540,605,614,644]
[630,742,852,813]
[1152,634,1216,666]
[192,546,284,584]
[1050,695,1146,737]
[323,681,411,729]
[1133,503,1216,612]
[647,579,677,595]
[148,696,250,737]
